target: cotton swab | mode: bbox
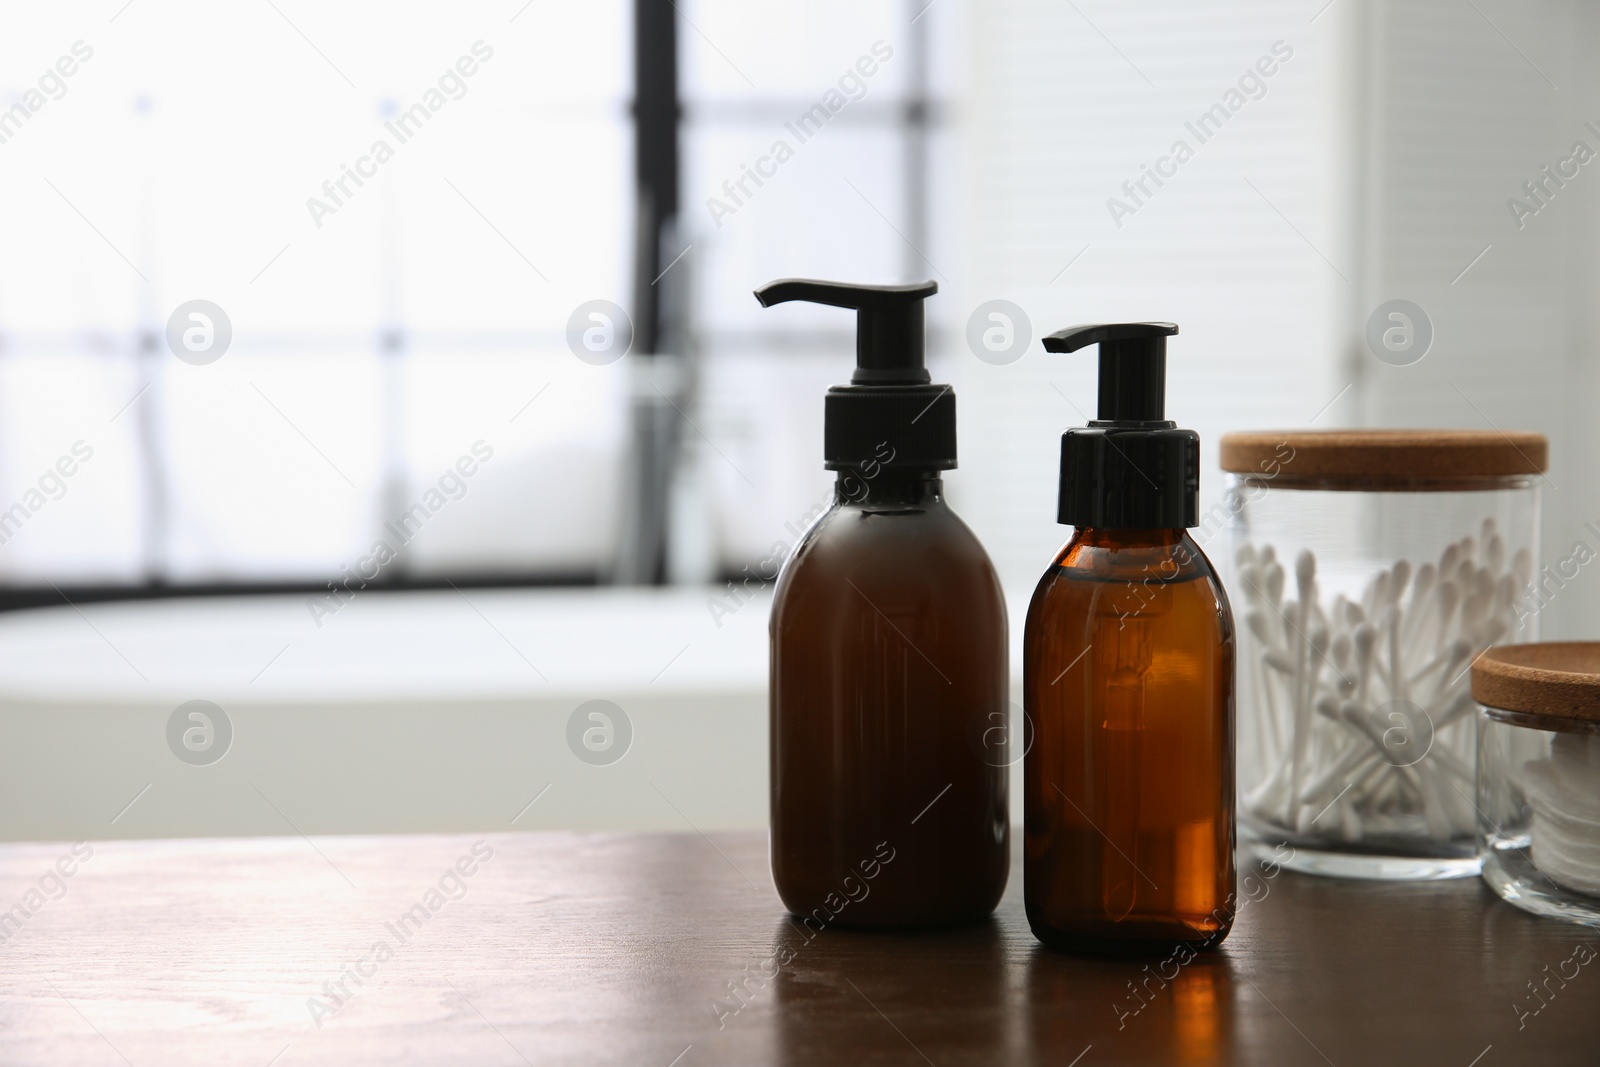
[1239,526,1524,848]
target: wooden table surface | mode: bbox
[0,830,1594,1066]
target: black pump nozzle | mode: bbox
[1042,321,1196,530]
[755,278,954,471]
[1043,322,1178,424]
[755,279,936,384]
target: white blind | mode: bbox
[951,0,1349,590]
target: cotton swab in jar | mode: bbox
[1238,523,1522,848]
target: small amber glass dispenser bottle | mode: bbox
[757,278,1009,929]
[1024,322,1235,954]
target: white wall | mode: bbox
[1349,0,1596,639]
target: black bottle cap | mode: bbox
[1042,322,1198,529]
[754,279,954,471]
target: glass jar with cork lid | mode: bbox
[1219,430,1547,879]
[1474,642,1600,927]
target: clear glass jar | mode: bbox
[1220,431,1546,879]
[1475,644,1600,927]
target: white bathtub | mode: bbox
[0,586,772,841]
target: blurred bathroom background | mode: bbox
[0,0,1593,839]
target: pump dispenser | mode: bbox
[1024,321,1236,954]
[1049,322,1196,530]
[755,279,956,471]
[758,278,1008,929]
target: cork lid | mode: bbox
[1219,430,1547,488]
[1472,643,1600,725]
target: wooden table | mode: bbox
[0,830,1594,1065]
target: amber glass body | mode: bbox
[1024,527,1235,954]
[770,471,1008,928]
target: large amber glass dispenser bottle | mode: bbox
[758,278,1009,929]
[1024,322,1235,954]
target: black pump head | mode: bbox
[755,279,936,384]
[1042,321,1197,530]
[1043,322,1177,423]
[755,278,955,472]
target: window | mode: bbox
[0,2,634,600]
